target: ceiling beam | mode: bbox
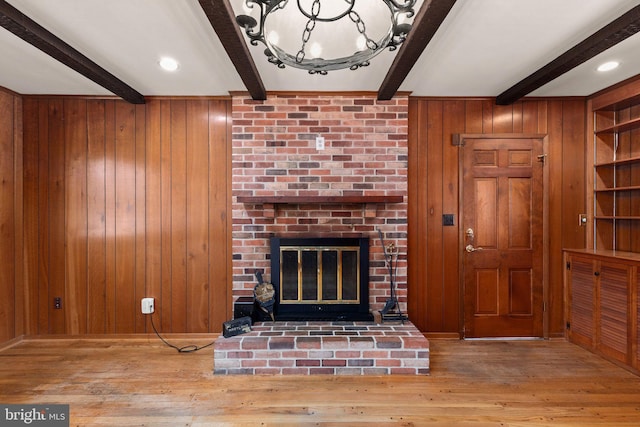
[378,0,458,100]
[199,0,266,101]
[0,0,145,104]
[496,4,640,105]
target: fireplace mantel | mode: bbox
[236,195,403,218]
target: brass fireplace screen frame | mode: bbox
[270,237,371,321]
[279,246,360,304]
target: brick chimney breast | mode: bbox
[232,93,408,315]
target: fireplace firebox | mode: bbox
[270,237,372,321]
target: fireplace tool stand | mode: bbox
[378,229,407,323]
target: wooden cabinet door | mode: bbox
[636,270,640,370]
[567,255,596,348]
[596,260,631,364]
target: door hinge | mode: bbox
[537,154,547,164]
[543,302,547,312]
[566,261,571,270]
[566,322,571,330]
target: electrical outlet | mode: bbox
[315,136,325,150]
[141,297,155,314]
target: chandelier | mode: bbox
[236,0,416,74]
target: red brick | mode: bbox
[296,336,322,349]
[214,339,241,350]
[282,368,308,375]
[322,359,347,367]
[296,359,321,367]
[267,337,296,350]
[269,359,295,368]
[227,351,253,358]
[390,368,419,375]
[241,337,269,350]
[242,359,268,368]
[254,368,283,375]
[401,336,430,349]
[309,368,336,375]
[375,359,402,367]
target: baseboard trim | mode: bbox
[20,333,220,342]
[424,332,461,340]
[0,335,24,351]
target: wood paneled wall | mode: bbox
[21,97,232,335]
[0,89,23,344]
[0,92,589,343]
[407,98,587,337]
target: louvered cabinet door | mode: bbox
[596,260,631,365]
[568,255,596,349]
[636,271,640,371]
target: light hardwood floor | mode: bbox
[1,337,639,426]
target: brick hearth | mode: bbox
[214,321,429,375]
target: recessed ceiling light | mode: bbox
[159,57,179,72]
[597,61,619,72]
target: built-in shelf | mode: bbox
[595,156,640,168]
[596,116,640,134]
[236,195,404,218]
[591,79,640,252]
[594,186,640,192]
[594,216,640,220]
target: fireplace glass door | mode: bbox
[280,247,360,304]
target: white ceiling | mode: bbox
[2,0,640,99]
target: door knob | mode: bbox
[465,244,483,253]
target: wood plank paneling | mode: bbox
[13,95,24,338]
[87,100,107,333]
[407,99,424,323]
[134,104,147,333]
[104,101,117,333]
[208,99,233,332]
[20,97,233,335]
[36,101,50,334]
[0,90,17,343]
[442,101,464,331]
[114,102,137,333]
[22,98,38,336]
[408,98,587,336]
[145,100,162,333]
[559,100,588,331]
[64,99,88,335]
[48,99,66,334]
[186,100,210,333]
[425,101,444,330]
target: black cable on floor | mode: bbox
[149,312,215,353]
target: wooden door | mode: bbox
[461,136,545,337]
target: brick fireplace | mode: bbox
[231,93,408,317]
[220,93,428,376]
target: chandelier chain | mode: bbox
[349,11,377,50]
[297,0,321,63]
